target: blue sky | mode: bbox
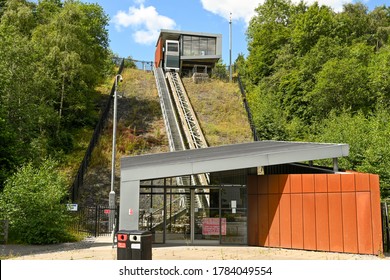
[38,1,390,64]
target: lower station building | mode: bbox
[119,141,383,255]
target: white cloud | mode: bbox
[200,0,259,24]
[112,3,176,45]
[200,0,354,24]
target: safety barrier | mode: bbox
[70,59,125,202]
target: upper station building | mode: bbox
[154,29,222,75]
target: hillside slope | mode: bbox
[78,70,253,205]
[182,78,253,146]
[79,68,169,205]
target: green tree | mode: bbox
[291,2,336,55]
[32,0,110,129]
[0,159,75,244]
[369,45,390,106]
[246,0,295,84]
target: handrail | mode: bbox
[70,59,125,202]
[237,75,258,141]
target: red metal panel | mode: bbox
[303,193,316,250]
[315,193,330,251]
[369,174,383,255]
[280,194,292,248]
[328,193,344,252]
[328,174,341,192]
[302,174,315,193]
[258,195,269,246]
[291,194,304,249]
[315,174,327,193]
[248,194,259,246]
[247,175,258,195]
[356,192,373,254]
[355,173,370,192]
[268,175,279,194]
[268,194,281,247]
[279,174,290,194]
[258,175,269,194]
[342,192,359,253]
[290,174,302,193]
[154,38,163,68]
[341,174,355,192]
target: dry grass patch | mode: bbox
[182,78,253,146]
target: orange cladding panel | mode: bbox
[356,192,373,254]
[291,194,304,249]
[268,194,281,247]
[290,174,302,193]
[248,194,259,246]
[370,174,383,254]
[315,174,327,193]
[342,193,359,253]
[258,175,269,194]
[280,194,292,248]
[268,176,279,194]
[258,195,269,246]
[355,173,370,192]
[315,193,330,251]
[328,193,344,252]
[328,174,341,192]
[302,174,315,193]
[247,175,258,195]
[341,174,355,192]
[279,174,291,194]
[303,193,316,250]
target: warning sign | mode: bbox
[202,218,226,236]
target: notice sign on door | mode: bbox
[202,218,226,236]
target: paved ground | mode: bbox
[1,236,389,260]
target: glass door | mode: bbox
[193,188,221,244]
[165,188,190,244]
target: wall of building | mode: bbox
[154,38,163,68]
[247,173,383,255]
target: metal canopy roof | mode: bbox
[121,141,349,182]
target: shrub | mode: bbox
[0,159,75,244]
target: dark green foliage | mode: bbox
[243,0,390,198]
[0,159,75,244]
[0,0,112,188]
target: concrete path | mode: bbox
[1,236,388,260]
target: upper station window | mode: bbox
[182,35,216,56]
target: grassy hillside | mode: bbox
[79,68,169,205]
[182,78,253,146]
[77,71,253,204]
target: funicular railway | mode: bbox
[149,65,213,244]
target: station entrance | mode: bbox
[138,182,247,245]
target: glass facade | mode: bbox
[138,179,247,245]
[181,35,216,56]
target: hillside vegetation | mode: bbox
[79,68,169,205]
[183,78,253,146]
[241,0,390,198]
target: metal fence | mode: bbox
[70,59,124,202]
[382,201,390,252]
[70,205,119,237]
[237,75,258,141]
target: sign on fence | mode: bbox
[67,204,78,211]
